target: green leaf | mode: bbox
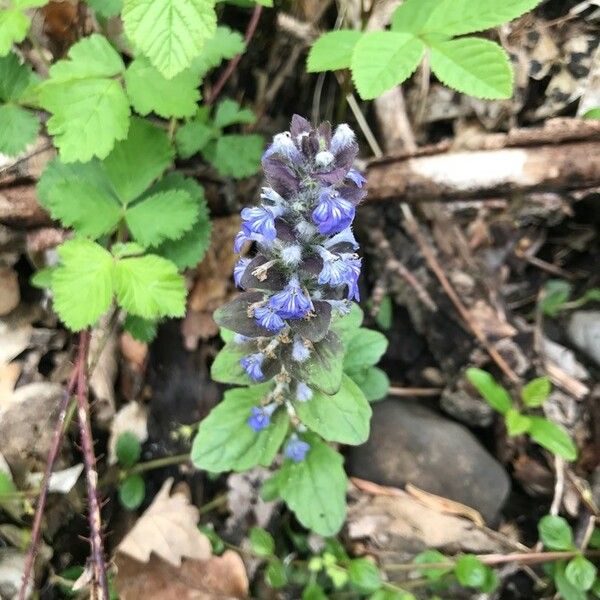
[373,295,393,330]
[307,30,362,72]
[413,550,452,581]
[0,9,29,56]
[505,408,531,436]
[0,104,38,156]
[190,25,244,76]
[421,0,543,37]
[330,303,363,343]
[249,527,274,557]
[38,34,129,162]
[565,556,597,592]
[455,555,488,588]
[31,267,55,289]
[210,343,254,385]
[52,239,115,331]
[0,471,16,496]
[122,0,217,78]
[528,416,577,461]
[347,558,381,593]
[191,383,289,472]
[521,376,551,408]
[210,134,264,178]
[583,107,600,120]
[350,31,424,100]
[429,37,512,100]
[118,474,145,510]
[114,254,186,319]
[343,328,388,371]
[0,52,35,101]
[302,584,328,600]
[125,56,201,118]
[103,117,174,204]
[276,435,347,536]
[391,0,441,34]
[213,98,256,128]
[538,515,574,550]
[465,368,512,415]
[175,120,217,158]
[555,562,588,600]
[370,591,416,600]
[540,279,572,316]
[116,432,142,467]
[112,242,145,258]
[265,558,287,588]
[293,332,344,395]
[86,0,123,18]
[123,315,158,342]
[126,190,197,246]
[346,366,389,402]
[295,374,371,445]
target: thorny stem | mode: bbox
[75,329,110,600]
[206,4,263,105]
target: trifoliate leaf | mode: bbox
[351,31,424,100]
[123,315,158,342]
[276,435,347,536]
[190,25,244,77]
[307,30,362,72]
[147,172,212,268]
[421,0,543,37]
[528,416,577,461]
[52,239,115,331]
[122,0,217,78]
[126,190,197,247]
[125,56,201,118]
[343,328,388,371]
[191,383,289,472]
[213,98,256,128]
[38,34,129,162]
[0,104,38,156]
[86,0,123,18]
[175,120,217,158]
[114,254,186,319]
[346,366,389,402]
[295,374,371,445]
[0,52,35,101]
[0,9,29,56]
[103,117,174,204]
[210,134,264,178]
[429,37,512,100]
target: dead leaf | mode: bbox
[0,323,31,366]
[120,332,147,370]
[115,551,248,600]
[108,401,148,465]
[0,362,22,407]
[468,300,517,339]
[117,478,211,567]
[88,315,118,424]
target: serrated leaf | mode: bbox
[191,383,289,472]
[391,0,440,34]
[0,104,38,156]
[528,416,577,461]
[538,515,574,550]
[175,120,217,158]
[126,190,197,247]
[38,34,129,162]
[210,134,264,178]
[307,30,362,72]
[86,0,123,18]
[31,267,55,289]
[521,376,551,408]
[114,254,186,319]
[122,0,217,78]
[125,56,201,118]
[343,328,388,371]
[351,31,424,100]
[295,374,371,445]
[422,0,542,36]
[190,25,244,76]
[103,117,173,204]
[119,474,145,510]
[213,98,256,128]
[276,435,347,536]
[347,366,389,402]
[0,52,35,101]
[465,368,512,415]
[429,37,512,100]
[124,315,158,342]
[52,239,114,331]
[0,9,29,56]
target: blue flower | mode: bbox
[269,276,312,319]
[347,168,366,188]
[330,123,355,153]
[254,305,285,332]
[312,188,355,235]
[241,206,279,241]
[344,255,361,301]
[284,435,310,462]
[234,230,249,253]
[263,132,303,163]
[240,353,265,381]
[296,381,313,402]
[292,335,310,362]
[247,404,277,432]
[324,226,359,250]
[316,249,361,298]
[234,257,250,288]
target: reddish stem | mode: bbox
[206,4,263,105]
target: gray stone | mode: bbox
[346,399,511,523]
[567,311,600,367]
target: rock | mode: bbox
[0,267,19,316]
[346,400,511,523]
[440,385,494,427]
[567,311,600,367]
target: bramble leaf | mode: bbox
[52,239,115,331]
[307,30,362,72]
[429,37,512,100]
[351,31,424,100]
[86,0,123,19]
[190,25,244,76]
[0,9,29,56]
[125,57,201,118]
[114,254,186,319]
[191,383,289,472]
[343,328,388,371]
[38,34,129,162]
[528,416,577,461]
[294,375,371,445]
[0,104,38,156]
[175,120,217,158]
[210,134,264,178]
[0,52,35,101]
[126,190,197,247]
[123,315,158,343]
[122,0,217,78]
[213,98,256,128]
